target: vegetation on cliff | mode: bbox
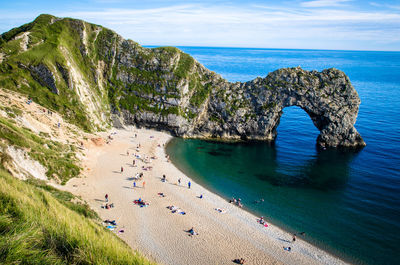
[0,169,154,264]
[0,14,364,147]
[0,12,366,265]
[0,116,80,184]
[0,89,153,264]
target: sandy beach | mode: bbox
[65,127,347,265]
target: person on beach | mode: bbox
[178,178,181,185]
[188,181,191,189]
[162,175,167,182]
[133,159,136,166]
[133,181,136,188]
[199,194,203,199]
[233,258,246,264]
[121,166,123,173]
[188,227,198,236]
[283,247,291,252]
[127,150,129,156]
[143,181,146,189]
[292,234,296,242]
[105,194,108,202]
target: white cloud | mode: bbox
[301,0,352,8]
[2,2,399,50]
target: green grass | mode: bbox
[26,178,98,219]
[0,169,155,265]
[1,14,217,130]
[0,116,80,184]
[0,14,108,132]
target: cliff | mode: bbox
[0,14,365,148]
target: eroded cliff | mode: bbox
[0,14,365,148]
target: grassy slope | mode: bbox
[0,169,154,265]
[0,14,103,132]
[0,116,80,184]
[1,14,218,129]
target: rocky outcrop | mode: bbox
[121,67,364,148]
[0,14,365,148]
[199,67,365,148]
[29,63,58,94]
[108,40,364,147]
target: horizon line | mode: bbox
[143,44,400,53]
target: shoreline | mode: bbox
[64,127,348,265]
[165,138,352,265]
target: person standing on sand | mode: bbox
[188,181,191,189]
[178,178,181,185]
[292,234,296,242]
[133,159,135,166]
[121,166,124,173]
[105,194,108,202]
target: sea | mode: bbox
[151,46,400,265]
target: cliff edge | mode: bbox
[0,14,365,148]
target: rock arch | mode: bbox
[198,67,366,148]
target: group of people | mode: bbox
[102,203,115,209]
[101,130,311,263]
[258,216,268,226]
[161,175,192,189]
[282,232,306,253]
[167,205,186,214]
[229,197,243,208]
[134,197,149,206]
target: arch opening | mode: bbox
[275,106,320,149]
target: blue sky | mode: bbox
[0,0,399,51]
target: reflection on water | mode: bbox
[187,139,357,191]
[303,150,359,190]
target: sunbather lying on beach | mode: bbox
[133,199,149,206]
[101,203,114,209]
[283,247,291,252]
[104,219,117,225]
[215,208,226,213]
[187,227,198,236]
[158,192,166,197]
[166,205,186,214]
[233,258,246,264]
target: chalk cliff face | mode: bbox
[0,14,365,148]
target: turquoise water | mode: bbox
[161,47,400,265]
